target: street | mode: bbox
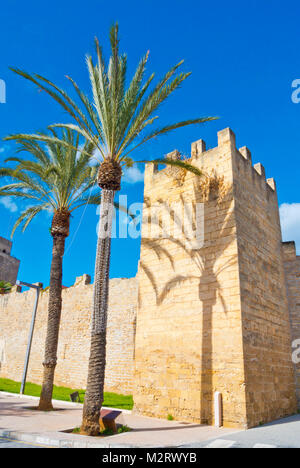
[0,393,299,448]
[0,437,49,448]
[181,413,300,448]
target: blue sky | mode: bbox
[0,0,300,287]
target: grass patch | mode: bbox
[118,424,131,434]
[72,425,131,436]
[0,378,133,410]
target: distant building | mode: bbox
[0,237,20,285]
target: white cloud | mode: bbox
[0,197,18,213]
[123,166,144,184]
[92,148,102,162]
[279,203,300,253]
[0,147,5,154]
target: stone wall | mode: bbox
[0,129,299,429]
[232,135,297,427]
[282,241,300,406]
[133,128,297,429]
[134,129,248,428]
[0,276,137,395]
[0,237,20,285]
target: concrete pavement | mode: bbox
[1,392,299,448]
[181,413,300,448]
[0,393,238,448]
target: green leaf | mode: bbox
[9,24,216,168]
[137,158,203,177]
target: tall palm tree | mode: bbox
[0,130,101,410]
[6,23,217,434]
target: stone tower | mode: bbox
[133,128,297,429]
[0,236,20,285]
[282,241,300,407]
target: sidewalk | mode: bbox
[0,393,239,448]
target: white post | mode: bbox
[214,391,222,427]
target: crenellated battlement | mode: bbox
[136,126,297,429]
[145,128,277,198]
[1,126,298,429]
[5,274,136,298]
[238,146,252,164]
[0,236,20,285]
[0,275,138,395]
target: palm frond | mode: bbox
[137,158,203,177]
[1,130,102,235]
[120,117,218,160]
[4,131,96,158]
[10,24,216,170]
[11,204,49,237]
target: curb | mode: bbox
[0,429,137,448]
[0,392,134,447]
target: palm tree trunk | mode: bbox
[38,234,66,411]
[81,189,115,435]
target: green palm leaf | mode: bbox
[137,158,203,177]
[0,130,99,236]
[8,22,217,434]
[9,23,217,166]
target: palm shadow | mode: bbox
[139,180,235,424]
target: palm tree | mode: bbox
[0,130,102,410]
[7,23,217,434]
[0,281,12,295]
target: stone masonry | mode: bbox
[133,128,298,429]
[0,236,20,285]
[0,276,137,395]
[282,241,300,406]
[0,128,299,429]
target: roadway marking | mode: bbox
[253,443,277,448]
[0,436,53,448]
[204,439,278,448]
[205,439,236,448]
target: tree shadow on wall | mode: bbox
[139,181,235,424]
